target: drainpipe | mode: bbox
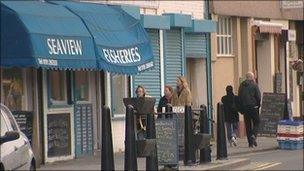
[205,0,213,135]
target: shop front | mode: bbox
[1,0,154,164]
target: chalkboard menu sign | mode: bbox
[74,104,93,157]
[259,93,286,136]
[12,111,33,145]
[155,114,178,165]
[47,113,71,157]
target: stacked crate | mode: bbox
[277,120,303,150]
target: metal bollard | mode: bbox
[101,106,115,170]
[124,105,138,170]
[146,112,158,170]
[184,105,196,165]
[199,105,211,163]
[216,102,227,160]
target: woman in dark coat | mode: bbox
[221,85,239,147]
[157,85,174,112]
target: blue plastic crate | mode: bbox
[278,140,304,150]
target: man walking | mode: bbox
[238,72,261,147]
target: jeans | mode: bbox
[244,108,260,145]
[225,122,238,141]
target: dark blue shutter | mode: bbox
[164,29,183,87]
[133,29,161,103]
[185,33,207,58]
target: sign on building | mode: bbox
[288,30,297,42]
[280,1,303,9]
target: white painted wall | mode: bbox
[107,0,204,19]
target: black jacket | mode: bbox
[221,94,239,123]
[157,96,171,112]
[238,80,261,109]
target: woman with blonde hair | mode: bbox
[172,76,192,106]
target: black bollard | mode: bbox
[216,102,227,160]
[124,105,138,170]
[101,106,115,170]
[146,112,158,170]
[184,105,196,165]
[200,105,211,163]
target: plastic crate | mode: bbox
[277,120,303,134]
[277,140,304,150]
[277,136,303,141]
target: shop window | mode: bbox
[48,71,67,106]
[111,74,129,115]
[74,71,90,102]
[217,16,233,56]
[0,68,24,111]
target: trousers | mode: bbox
[244,108,260,145]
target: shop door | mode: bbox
[73,71,94,157]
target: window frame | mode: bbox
[216,16,234,57]
[47,70,69,107]
[74,71,91,104]
[110,74,130,117]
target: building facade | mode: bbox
[99,0,216,152]
[210,0,304,136]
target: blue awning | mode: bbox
[54,1,155,75]
[1,1,154,74]
[1,1,97,70]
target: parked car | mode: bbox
[0,104,36,170]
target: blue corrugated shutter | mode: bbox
[133,29,161,102]
[164,29,183,87]
[185,33,207,58]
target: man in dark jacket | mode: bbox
[238,72,261,147]
[221,85,239,147]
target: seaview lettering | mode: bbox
[47,38,82,55]
[102,47,141,64]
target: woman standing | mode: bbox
[172,76,192,106]
[135,85,148,139]
[157,85,174,112]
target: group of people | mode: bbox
[221,72,261,148]
[135,76,192,139]
[135,76,192,112]
[134,72,261,149]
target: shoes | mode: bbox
[251,135,258,147]
[229,141,233,147]
[249,144,254,148]
[231,137,237,147]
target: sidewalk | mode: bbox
[39,137,278,170]
[211,136,279,157]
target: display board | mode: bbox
[47,113,71,157]
[155,114,179,165]
[259,93,286,136]
[75,104,94,157]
